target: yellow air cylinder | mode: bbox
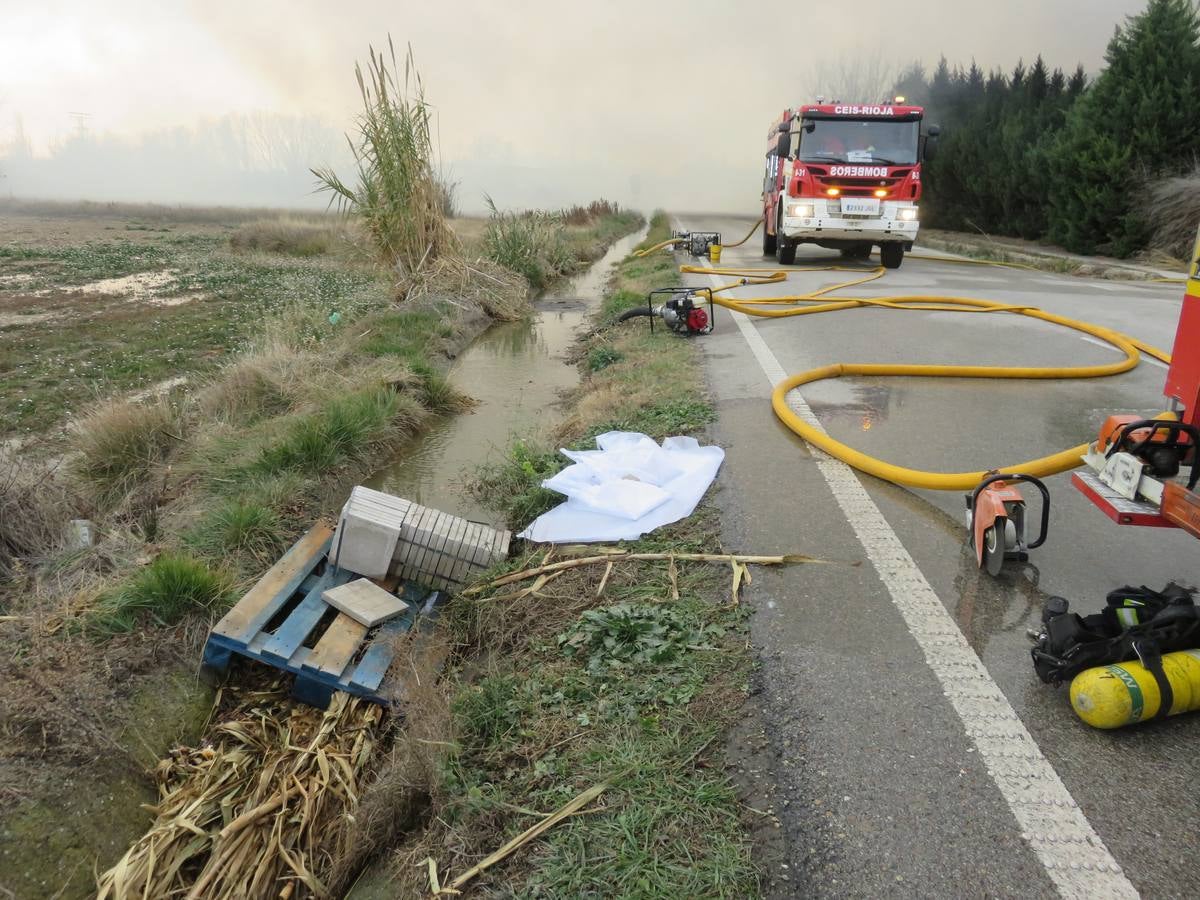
[1070,649,1200,729]
[709,244,722,263]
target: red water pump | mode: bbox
[617,287,715,336]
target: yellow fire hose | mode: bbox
[677,261,1174,491]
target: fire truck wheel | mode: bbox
[763,218,777,255]
[880,243,904,269]
[776,237,796,265]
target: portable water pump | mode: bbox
[617,287,715,336]
[671,230,722,258]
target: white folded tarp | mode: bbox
[518,431,724,543]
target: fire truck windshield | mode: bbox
[797,119,919,166]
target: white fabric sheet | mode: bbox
[518,431,725,543]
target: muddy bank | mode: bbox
[0,666,214,900]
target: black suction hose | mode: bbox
[618,307,654,322]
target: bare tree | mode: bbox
[800,54,899,103]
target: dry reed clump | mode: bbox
[96,684,382,900]
[1144,170,1200,262]
[0,451,77,583]
[560,199,621,226]
[70,396,181,508]
[228,215,352,258]
[482,198,578,292]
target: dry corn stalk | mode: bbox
[464,550,846,596]
[97,684,381,900]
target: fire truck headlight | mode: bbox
[898,208,918,221]
[787,203,814,218]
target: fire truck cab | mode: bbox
[762,102,938,269]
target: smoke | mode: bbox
[1,0,1152,213]
[2,114,349,208]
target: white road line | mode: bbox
[692,248,1137,899]
[1079,335,1169,368]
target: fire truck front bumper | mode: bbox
[780,203,920,244]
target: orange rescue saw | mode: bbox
[966,473,1050,576]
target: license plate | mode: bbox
[841,198,880,216]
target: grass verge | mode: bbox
[369,212,758,897]
[920,232,1185,279]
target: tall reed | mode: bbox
[312,38,458,287]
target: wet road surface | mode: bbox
[676,214,1199,898]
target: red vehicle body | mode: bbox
[761,102,937,269]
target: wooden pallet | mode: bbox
[200,524,439,709]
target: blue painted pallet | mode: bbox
[200,524,440,709]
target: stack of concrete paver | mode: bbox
[331,486,511,591]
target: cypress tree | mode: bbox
[1047,0,1200,255]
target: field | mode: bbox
[0,203,494,440]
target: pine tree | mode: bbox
[893,62,930,108]
[1048,0,1200,255]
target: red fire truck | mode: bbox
[762,101,938,269]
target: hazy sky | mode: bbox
[1,0,1150,211]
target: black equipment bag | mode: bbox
[1030,583,1200,718]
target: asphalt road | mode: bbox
[675,214,1200,899]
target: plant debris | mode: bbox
[96,682,381,900]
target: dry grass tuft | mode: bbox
[229,215,353,257]
[70,397,181,508]
[325,633,453,896]
[1144,170,1200,263]
[409,254,530,322]
[0,451,77,583]
[195,340,308,424]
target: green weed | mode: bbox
[452,674,533,752]
[469,440,565,530]
[90,553,231,633]
[586,345,622,372]
[251,387,418,477]
[559,602,720,677]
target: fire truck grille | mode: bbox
[807,167,914,198]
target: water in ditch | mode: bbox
[365,226,648,526]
